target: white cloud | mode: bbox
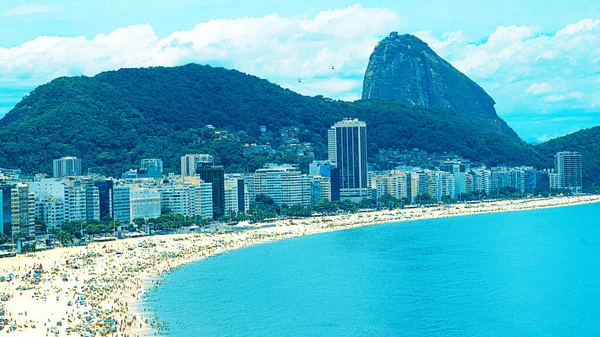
[525,82,552,95]
[419,19,600,118]
[0,5,599,141]
[543,91,584,103]
[3,5,56,17]
[0,4,399,102]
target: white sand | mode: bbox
[0,195,598,336]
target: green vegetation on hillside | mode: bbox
[536,126,600,190]
[0,64,542,176]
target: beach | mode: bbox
[0,195,599,336]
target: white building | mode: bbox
[130,187,161,220]
[374,172,409,200]
[472,168,491,195]
[224,176,250,215]
[249,164,311,207]
[180,154,214,177]
[428,171,456,201]
[36,199,65,229]
[158,182,213,219]
[29,178,99,225]
[53,157,82,178]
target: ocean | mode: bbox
[146,203,600,336]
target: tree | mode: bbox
[378,194,400,209]
[133,218,146,227]
[416,193,434,205]
[57,231,74,246]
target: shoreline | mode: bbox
[0,195,598,336]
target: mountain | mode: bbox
[536,126,600,190]
[0,64,542,177]
[362,32,522,143]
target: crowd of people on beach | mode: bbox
[0,195,598,336]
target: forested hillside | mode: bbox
[537,126,600,190]
[0,64,542,177]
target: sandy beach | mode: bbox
[0,195,598,336]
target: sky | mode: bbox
[0,1,599,143]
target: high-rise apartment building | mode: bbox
[94,179,113,220]
[0,185,12,236]
[327,119,368,201]
[224,175,249,216]
[53,157,82,178]
[180,154,214,177]
[140,159,164,179]
[130,187,161,220]
[10,183,35,238]
[555,151,582,192]
[196,165,225,218]
[248,164,311,207]
[112,186,131,225]
[158,182,213,219]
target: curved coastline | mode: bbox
[0,195,599,336]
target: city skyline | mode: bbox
[0,118,584,241]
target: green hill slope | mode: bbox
[0,64,542,176]
[536,126,600,190]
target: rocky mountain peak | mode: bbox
[362,33,522,143]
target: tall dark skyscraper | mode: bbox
[197,165,225,218]
[328,119,368,201]
[0,185,12,236]
[94,180,113,220]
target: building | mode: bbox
[29,178,100,224]
[112,186,131,225]
[410,171,429,202]
[181,154,214,177]
[224,175,249,216]
[328,119,369,201]
[373,172,409,200]
[515,167,537,193]
[555,151,582,192]
[36,199,65,229]
[140,159,164,178]
[53,157,82,178]
[10,184,35,238]
[130,187,161,220]
[311,176,332,205]
[158,182,213,219]
[196,165,225,218]
[249,164,311,207]
[548,169,561,191]
[0,185,13,236]
[94,179,113,220]
[535,170,550,193]
[471,168,491,195]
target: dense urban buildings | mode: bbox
[328,119,369,202]
[0,118,587,245]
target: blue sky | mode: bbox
[1,1,599,142]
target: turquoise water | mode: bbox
[147,203,600,336]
